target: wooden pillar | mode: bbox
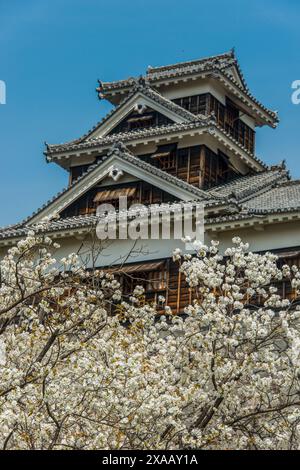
[187,148,191,183]
[165,259,170,306]
[176,271,182,314]
[188,287,192,305]
[199,146,206,188]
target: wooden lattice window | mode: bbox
[173,94,210,115]
[249,251,300,305]
[113,261,167,306]
[146,269,167,292]
[151,143,177,170]
[224,98,239,137]
[202,147,232,189]
[172,94,255,152]
[177,148,188,169]
[209,95,225,127]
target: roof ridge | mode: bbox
[98,60,277,124]
[46,119,208,156]
[275,179,300,187]
[208,167,286,200]
[46,117,266,170]
[46,84,195,155]
[22,142,221,227]
[239,172,288,202]
[146,50,234,74]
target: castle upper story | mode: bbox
[41,50,279,219]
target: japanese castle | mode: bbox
[1,50,300,311]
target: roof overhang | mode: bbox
[86,90,191,141]
[100,71,278,128]
[27,150,210,225]
[2,209,300,248]
[206,210,300,232]
[46,119,267,172]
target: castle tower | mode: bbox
[1,51,300,312]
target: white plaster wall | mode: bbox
[2,219,299,268]
[206,220,300,253]
[75,236,186,267]
[69,155,96,167]
[239,113,256,130]
[162,79,226,105]
[19,234,188,269]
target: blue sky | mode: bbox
[0,0,300,226]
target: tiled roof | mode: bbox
[100,51,240,92]
[0,224,25,240]
[46,116,266,171]
[5,143,220,230]
[46,116,209,156]
[0,215,100,240]
[46,83,196,154]
[1,167,300,242]
[0,199,225,241]
[245,180,300,214]
[97,50,278,125]
[208,165,289,202]
[206,171,300,224]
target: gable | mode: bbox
[60,180,178,219]
[226,64,247,90]
[85,91,191,141]
[27,149,208,225]
[108,106,173,135]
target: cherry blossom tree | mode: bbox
[1,228,300,450]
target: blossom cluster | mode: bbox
[1,230,300,450]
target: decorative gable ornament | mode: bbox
[134,103,147,114]
[108,166,124,182]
